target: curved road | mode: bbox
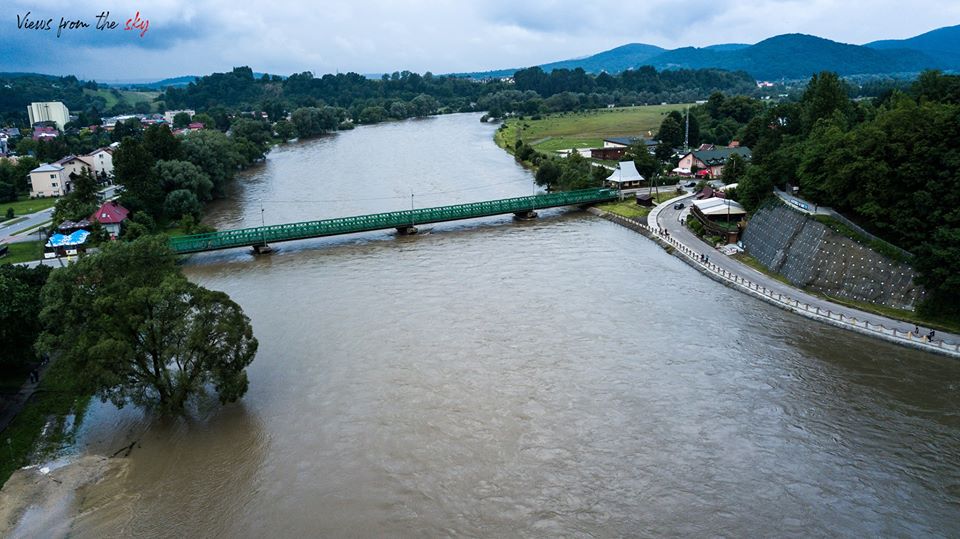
[653,193,960,346]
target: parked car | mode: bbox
[673,202,685,210]
[684,181,696,188]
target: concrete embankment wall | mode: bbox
[740,202,923,310]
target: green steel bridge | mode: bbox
[169,187,619,254]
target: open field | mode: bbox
[496,104,692,154]
[1,196,57,219]
[83,88,161,112]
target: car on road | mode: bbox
[683,181,696,188]
[673,202,685,210]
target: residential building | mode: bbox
[29,163,68,197]
[27,102,70,130]
[164,109,195,124]
[677,146,752,178]
[86,147,115,179]
[54,155,95,179]
[89,200,130,238]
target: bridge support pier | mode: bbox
[252,244,275,254]
[396,226,418,235]
[513,210,538,220]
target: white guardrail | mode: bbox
[597,210,960,359]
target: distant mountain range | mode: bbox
[457,25,960,80]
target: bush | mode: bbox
[5,207,12,219]
[687,218,705,236]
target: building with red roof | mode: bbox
[89,201,130,238]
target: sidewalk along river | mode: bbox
[4,113,960,537]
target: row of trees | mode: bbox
[158,66,764,124]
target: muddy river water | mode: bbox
[12,113,960,537]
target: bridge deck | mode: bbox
[169,188,618,254]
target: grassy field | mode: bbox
[83,88,161,112]
[0,241,44,265]
[1,196,57,219]
[597,199,651,219]
[496,104,692,154]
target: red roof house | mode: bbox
[89,201,130,237]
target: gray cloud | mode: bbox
[1,0,957,80]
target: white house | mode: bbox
[86,147,114,179]
[29,163,68,197]
[54,155,95,179]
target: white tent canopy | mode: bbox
[607,161,645,185]
[693,197,747,216]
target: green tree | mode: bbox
[535,159,561,188]
[52,168,100,223]
[37,236,258,413]
[274,119,296,140]
[657,115,684,149]
[143,124,181,161]
[164,189,203,221]
[173,111,192,128]
[154,160,213,202]
[179,130,243,197]
[115,137,162,218]
[628,142,660,181]
[722,153,748,185]
[410,94,439,117]
[0,265,51,367]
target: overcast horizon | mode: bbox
[3,0,959,81]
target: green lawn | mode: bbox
[0,241,44,265]
[497,105,692,155]
[83,88,161,112]
[597,199,651,219]
[1,196,57,219]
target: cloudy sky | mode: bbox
[3,0,958,81]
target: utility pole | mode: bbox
[684,106,690,151]
[260,199,266,247]
[410,192,415,228]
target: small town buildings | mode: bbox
[86,147,115,179]
[89,200,130,238]
[29,163,68,197]
[54,155,94,179]
[605,161,646,189]
[676,146,752,178]
[27,102,70,130]
[163,109,195,124]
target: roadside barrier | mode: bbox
[595,210,960,358]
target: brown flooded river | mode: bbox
[25,114,960,537]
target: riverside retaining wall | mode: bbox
[741,202,923,310]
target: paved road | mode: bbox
[654,193,959,345]
[0,207,54,243]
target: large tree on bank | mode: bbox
[38,236,258,413]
